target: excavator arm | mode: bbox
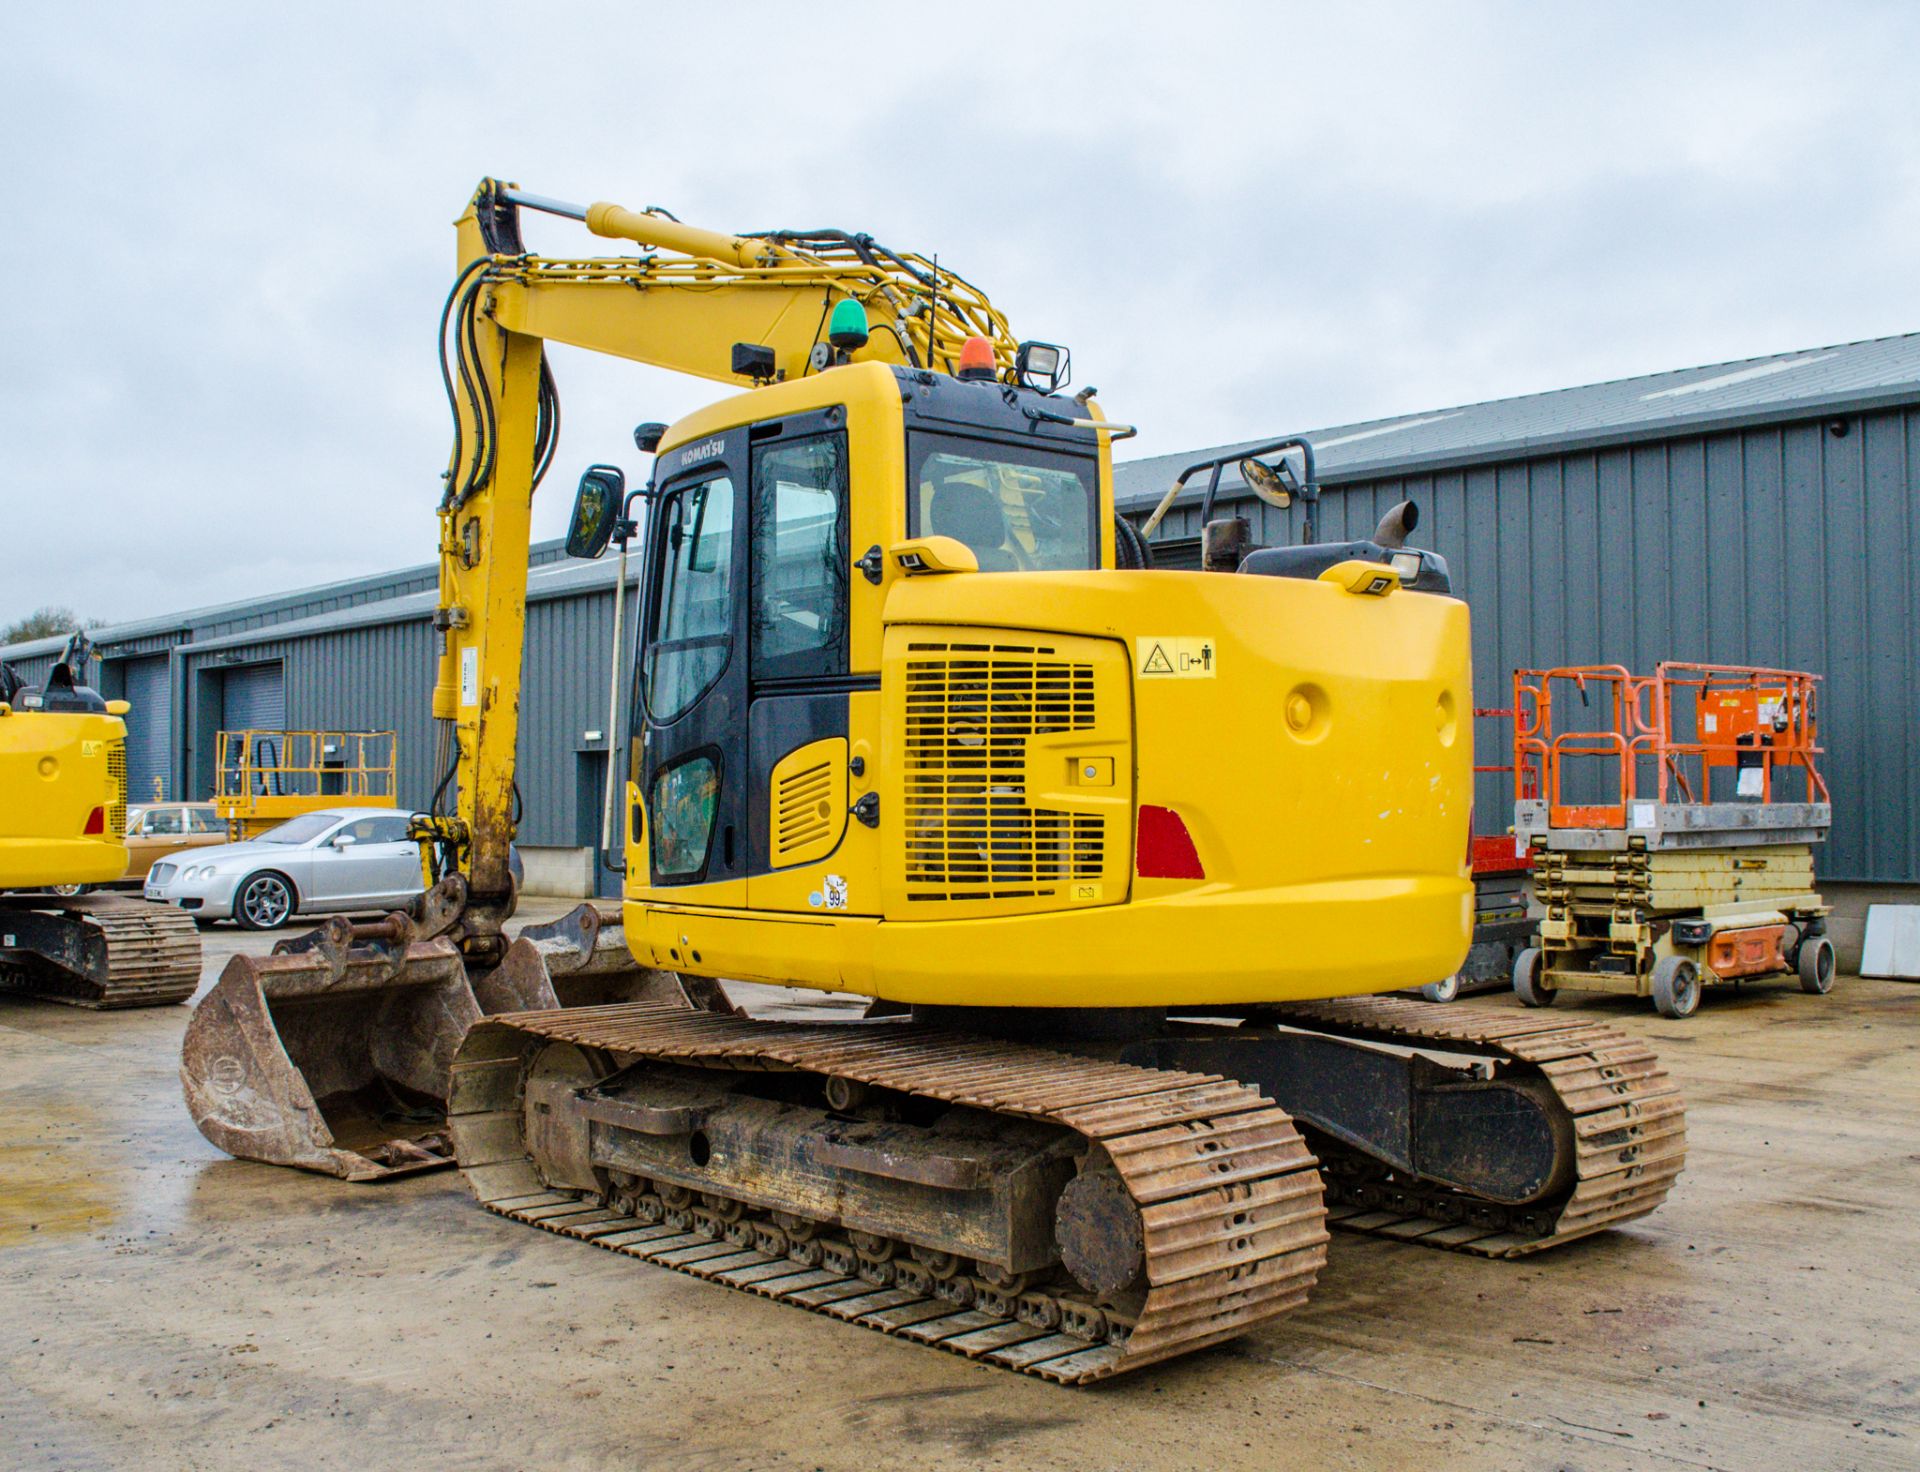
[419,179,1033,961]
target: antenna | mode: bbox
[929,253,940,371]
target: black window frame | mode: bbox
[906,430,1101,573]
[642,469,739,726]
[749,426,851,685]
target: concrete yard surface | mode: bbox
[3,909,1917,1471]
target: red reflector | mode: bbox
[83,806,106,835]
[1136,804,1205,880]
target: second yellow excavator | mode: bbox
[1,636,200,1008]
[184,180,1685,1381]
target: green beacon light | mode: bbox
[827,297,870,353]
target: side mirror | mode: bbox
[566,464,626,560]
[1238,456,1295,509]
[331,833,358,849]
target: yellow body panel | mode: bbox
[0,710,131,888]
[765,738,849,869]
[626,560,1475,1007]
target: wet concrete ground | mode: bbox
[3,903,1917,1470]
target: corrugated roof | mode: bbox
[1,537,574,663]
[179,555,636,654]
[1114,331,1920,511]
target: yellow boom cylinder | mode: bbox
[582,202,786,270]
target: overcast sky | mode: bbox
[4,3,1917,628]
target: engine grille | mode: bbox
[106,738,127,839]
[149,862,177,886]
[901,641,1104,902]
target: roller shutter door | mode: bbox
[120,656,172,804]
[221,662,286,734]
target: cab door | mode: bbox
[636,430,751,903]
[740,408,879,916]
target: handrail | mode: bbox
[1511,663,1824,826]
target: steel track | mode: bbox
[0,895,200,1008]
[450,1003,1330,1384]
[1266,996,1687,1254]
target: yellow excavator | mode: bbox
[1,636,201,1007]
[182,180,1686,1381]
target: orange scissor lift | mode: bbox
[1509,663,1835,1018]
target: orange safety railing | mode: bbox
[1513,663,1827,830]
[1472,705,1534,874]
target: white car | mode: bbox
[143,807,429,930]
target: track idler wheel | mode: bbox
[1055,1169,1146,1299]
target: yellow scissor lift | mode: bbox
[1510,663,1835,1019]
[213,730,398,840]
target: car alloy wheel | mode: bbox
[236,873,295,930]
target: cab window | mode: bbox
[908,434,1097,572]
[646,475,736,723]
[751,432,848,682]
[651,753,720,880]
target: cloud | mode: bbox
[3,2,1916,622]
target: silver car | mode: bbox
[144,807,426,930]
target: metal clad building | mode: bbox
[1116,333,1920,886]
[7,333,1917,901]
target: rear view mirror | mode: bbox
[332,834,357,849]
[567,464,626,560]
[1238,456,1295,509]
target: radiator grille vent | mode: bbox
[902,641,1103,901]
[773,758,835,861]
[106,738,127,839]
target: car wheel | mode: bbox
[235,871,296,931]
[1419,974,1461,1003]
[48,882,90,897]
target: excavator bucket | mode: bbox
[181,890,710,1182]
[181,913,474,1181]
[481,901,729,1013]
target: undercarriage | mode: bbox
[0,893,200,1008]
[448,993,1684,1382]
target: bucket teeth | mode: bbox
[488,903,711,1012]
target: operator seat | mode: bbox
[930,482,1018,571]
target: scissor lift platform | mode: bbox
[1509,663,1835,1018]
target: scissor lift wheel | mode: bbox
[1650,956,1701,1019]
[1795,935,1836,995]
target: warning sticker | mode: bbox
[460,647,479,707]
[1136,637,1217,679]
